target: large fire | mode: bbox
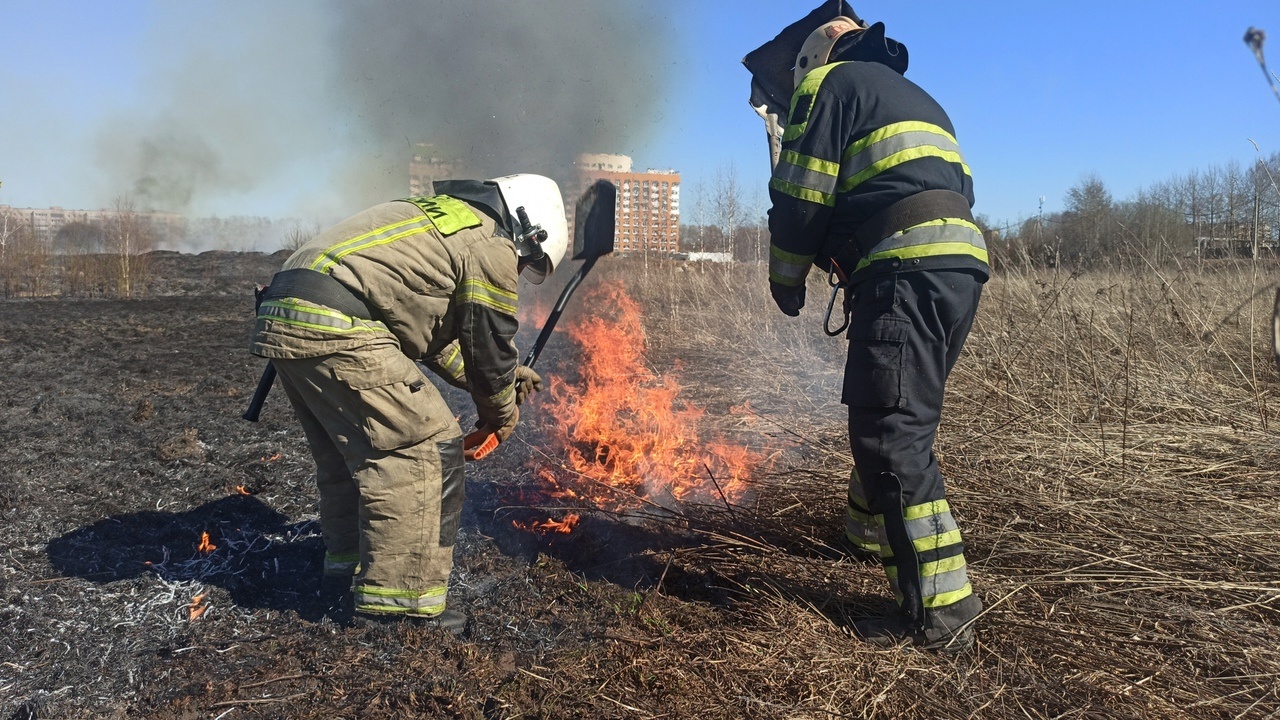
[522,284,760,529]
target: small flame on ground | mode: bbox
[196,532,216,554]
[260,452,283,463]
[513,513,580,535]
[189,591,209,621]
[234,485,253,496]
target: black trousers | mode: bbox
[843,268,984,628]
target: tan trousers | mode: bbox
[274,339,464,617]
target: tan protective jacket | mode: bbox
[250,196,520,428]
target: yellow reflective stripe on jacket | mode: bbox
[781,63,841,142]
[458,278,518,315]
[855,219,988,272]
[488,383,516,407]
[769,177,836,207]
[441,343,465,381]
[307,216,436,274]
[770,150,839,206]
[258,298,389,334]
[769,245,815,286]
[838,121,971,194]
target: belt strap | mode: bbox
[854,189,974,249]
[260,268,375,320]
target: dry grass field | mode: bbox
[1,254,1277,718]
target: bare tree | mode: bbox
[104,196,154,298]
[56,220,107,297]
[281,220,321,252]
[0,219,50,298]
[712,163,741,258]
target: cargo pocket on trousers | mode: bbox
[331,356,440,452]
[842,314,909,409]
[437,436,464,546]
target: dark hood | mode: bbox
[831,21,909,75]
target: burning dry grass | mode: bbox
[3,257,1279,718]
[578,258,1280,718]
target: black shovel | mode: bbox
[464,178,617,460]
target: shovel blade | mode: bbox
[572,179,616,261]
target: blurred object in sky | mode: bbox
[1244,26,1280,105]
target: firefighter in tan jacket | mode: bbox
[249,175,568,633]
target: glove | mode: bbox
[770,281,806,317]
[464,408,519,461]
[514,366,544,405]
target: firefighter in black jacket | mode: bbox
[764,15,987,651]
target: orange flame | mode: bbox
[260,452,283,463]
[189,591,209,621]
[196,532,216,553]
[513,513,581,535]
[234,485,252,496]
[536,285,759,511]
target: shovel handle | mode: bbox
[463,429,500,461]
[522,255,598,369]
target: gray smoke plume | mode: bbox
[93,1,672,238]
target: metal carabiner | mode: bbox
[823,267,850,337]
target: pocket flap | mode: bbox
[331,357,419,390]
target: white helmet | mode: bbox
[491,174,568,284]
[794,16,865,89]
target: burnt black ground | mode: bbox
[0,253,789,719]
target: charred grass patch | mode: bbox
[0,256,1277,718]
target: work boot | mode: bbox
[416,608,468,636]
[854,613,973,653]
[854,594,981,654]
[354,608,469,637]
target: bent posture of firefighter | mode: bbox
[763,15,987,650]
[249,175,566,632]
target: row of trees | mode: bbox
[989,153,1280,270]
[678,152,1280,272]
[0,199,154,299]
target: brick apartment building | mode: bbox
[573,153,680,254]
[407,147,681,255]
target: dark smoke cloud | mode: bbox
[93,1,672,237]
[330,1,671,198]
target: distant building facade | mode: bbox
[408,143,462,197]
[573,154,680,254]
[0,205,184,247]
[405,147,681,255]
[1195,221,1278,258]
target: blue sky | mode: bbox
[2,1,1279,234]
